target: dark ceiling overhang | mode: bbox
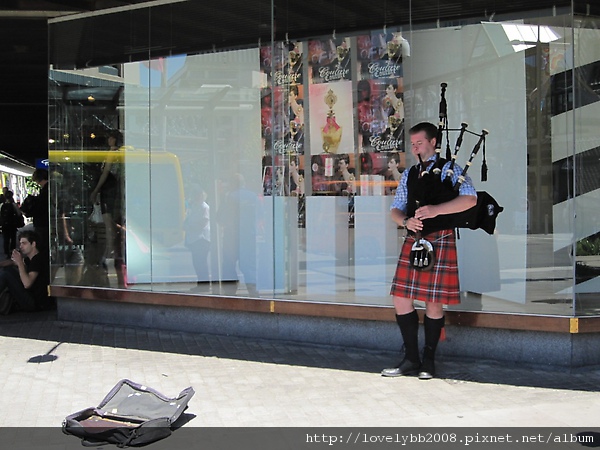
[47,0,598,70]
[0,0,150,17]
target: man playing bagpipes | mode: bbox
[382,121,478,380]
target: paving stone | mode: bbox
[1,310,600,428]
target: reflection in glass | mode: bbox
[48,13,600,316]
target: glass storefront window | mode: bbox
[48,6,600,316]
[572,16,600,315]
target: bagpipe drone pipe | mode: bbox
[411,83,504,238]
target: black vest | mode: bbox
[406,158,459,236]
[406,160,503,236]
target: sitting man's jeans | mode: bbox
[0,266,35,312]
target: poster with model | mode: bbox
[356,30,407,157]
[357,151,406,196]
[308,37,352,84]
[308,81,354,196]
[260,41,305,157]
[261,154,305,196]
[354,30,408,195]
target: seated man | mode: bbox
[0,230,51,314]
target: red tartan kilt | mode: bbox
[390,229,460,304]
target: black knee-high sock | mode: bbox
[423,315,445,358]
[396,310,420,363]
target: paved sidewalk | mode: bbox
[1,309,600,433]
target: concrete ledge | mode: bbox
[57,297,600,368]
[51,285,600,333]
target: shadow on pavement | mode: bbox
[2,309,600,393]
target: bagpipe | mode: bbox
[409,83,503,271]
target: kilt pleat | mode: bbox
[390,229,460,304]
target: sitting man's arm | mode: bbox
[12,250,38,289]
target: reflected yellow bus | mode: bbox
[49,148,185,249]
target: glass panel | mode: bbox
[48,5,597,317]
[123,51,265,295]
[404,23,522,310]
[260,17,578,315]
[48,83,128,288]
[524,17,575,315]
[573,16,600,315]
[49,10,148,289]
[120,59,151,288]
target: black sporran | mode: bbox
[409,237,435,271]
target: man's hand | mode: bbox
[414,204,440,221]
[11,249,24,266]
[405,216,423,232]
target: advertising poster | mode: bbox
[308,81,355,195]
[308,37,352,84]
[358,151,406,196]
[259,32,408,200]
[260,41,305,156]
[355,31,406,157]
[261,154,306,227]
[262,155,305,197]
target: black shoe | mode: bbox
[418,357,435,380]
[381,358,421,377]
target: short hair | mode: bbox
[387,152,400,164]
[409,122,438,140]
[18,229,40,245]
[32,169,49,182]
[337,153,350,165]
[385,78,398,91]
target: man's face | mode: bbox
[410,131,436,160]
[19,238,35,257]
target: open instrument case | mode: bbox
[63,379,194,447]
